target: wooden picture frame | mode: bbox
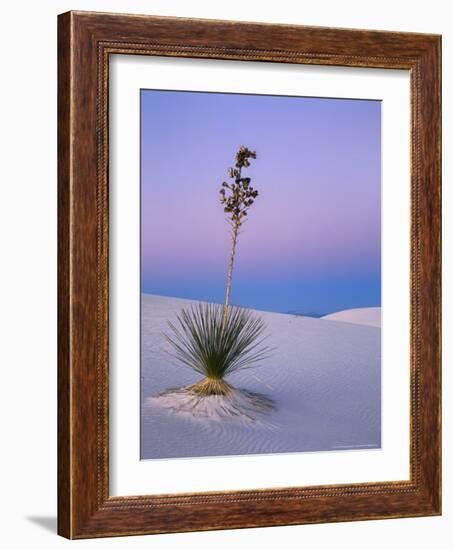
[58,10,441,539]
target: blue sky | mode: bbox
[141,90,381,315]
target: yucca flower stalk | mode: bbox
[164,146,271,401]
[220,146,258,329]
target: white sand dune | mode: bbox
[322,307,381,328]
[141,294,381,460]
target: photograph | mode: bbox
[140,89,382,460]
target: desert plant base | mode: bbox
[151,381,275,424]
[187,377,233,396]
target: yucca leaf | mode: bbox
[164,303,272,380]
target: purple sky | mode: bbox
[141,90,381,315]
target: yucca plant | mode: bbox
[165,146,270,397]
[165,303,270,396]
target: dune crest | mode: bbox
[322,307,381,328]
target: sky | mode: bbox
[141,89,381,316]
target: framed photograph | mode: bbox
[58,11,441,539]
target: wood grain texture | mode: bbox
[57,11,71,538]
[57,10,442,539]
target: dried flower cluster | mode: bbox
[219,146,258,226]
